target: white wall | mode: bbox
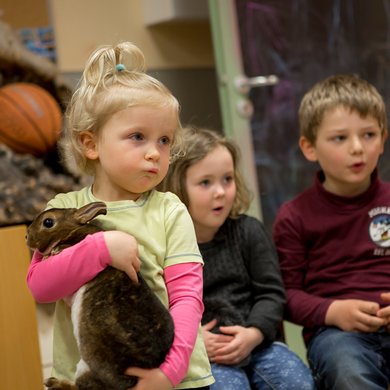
[49,0,215,72]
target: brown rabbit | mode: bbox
[26,202,174,390]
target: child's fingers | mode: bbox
[202,319,217,331]
[359,301,380,315]
[380,292,390,302]
[125,366,145,376]
[125,263,139,283]
[377,306,390,319]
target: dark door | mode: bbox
[235,0,390,231]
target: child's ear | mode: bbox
[79,131,99,160]
[299,136,318,162]
[380,129,388,155]
[382,129,388,142]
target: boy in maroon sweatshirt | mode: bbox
[273,74,390,389]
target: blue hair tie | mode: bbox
[116,64,126,72]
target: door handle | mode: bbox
[234,74,279,94]
[233,74,279,118]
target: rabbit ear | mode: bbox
[74,202,107,224]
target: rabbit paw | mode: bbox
[44,377,75,390]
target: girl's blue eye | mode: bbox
[333,135,345,142]
[130,133,143,141]
[364,131,377,139]
[160,136,171,145]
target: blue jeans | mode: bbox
[308,327,390,389]
[210,341,315,390]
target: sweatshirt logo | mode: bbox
[369,208,390,248]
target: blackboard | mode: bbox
[236,0,390,231]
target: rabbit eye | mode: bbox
[43,218,55,228]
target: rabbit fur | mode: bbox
[26,202,174,390]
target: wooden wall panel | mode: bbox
[0,0,48,28]
[0,225,43,389]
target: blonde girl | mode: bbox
[27,42,214,390]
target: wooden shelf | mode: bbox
[0,224,43,389]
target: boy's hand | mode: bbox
[325,299,386,332]
[376,292,390,331]
[103,231,141,283]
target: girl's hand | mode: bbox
[325,299,386,332]
[376,292,390,331]
[202,319,234,360]
[103,231,141,283]
[124,367,172,390]
[207,325,263,366]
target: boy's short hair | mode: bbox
[298,74,388,144]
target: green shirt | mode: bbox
[49,187,214,388]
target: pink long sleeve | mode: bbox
[160,262,204,386]
[26,232,111,303]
